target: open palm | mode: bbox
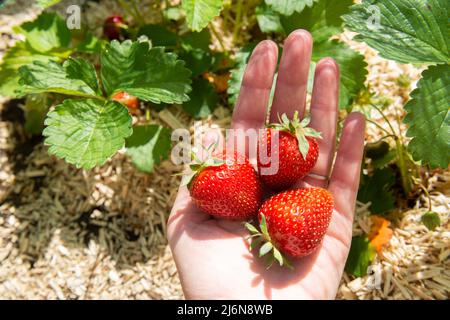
[168,30,365,299]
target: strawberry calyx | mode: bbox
[244,214,293,269]
[180,146,225,188]
[267,111,322,159]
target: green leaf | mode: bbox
[0,12,76,97]
[181,30,211,51]
[181,172,197,187]
[296,131,310,159]
[312,40,368,109]
[182,0,223,31]
[19,58,101,98]
[245,223,260,235]
[43,99,133,169]
[259,213,269,237]
[163,6,184,21]
[0,41,61,97]
[179,31,212,76]
[343,0,449,64]
[15,12,71,53]
[421,212,441,230]
[183,78,218,118]
[125,125,172,173]
[23,94,50,135]
[371,148,397,168]
[259,242,273,257]
[358,167,395,214]
[180,49,213,77]
[345,235,376,277]
[36,0,62,8]
[249,238,263,251]
[280,0,353,41]
[272,247,284,266]
[265,0,317,16]
[101,40,192,104]
[74,30,103,53]
[404,64,450,168]
[256,3,284,34]
[64,58,101,95]
[138,24,179,47]
[227,44,256,106]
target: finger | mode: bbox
[307,58,339,184]
[231,40,278,130]
[168,187,210,235]
[269,29,312,123]
[328,113,366,219]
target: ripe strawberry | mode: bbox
[245,188,334,266]
[112,91,139,109]
[257,112,321,190]
[184,152,263,220]
[103,15,127,40]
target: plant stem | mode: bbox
[118,0,134,18]
[395,138,411,195]
[379,134,398,141]
[417,182,432,211]
[131,0,145,26]
[366,119,392,135]
[232,0,244,45]
[369,104,413,195]
[371,104,398,136]
[209,22,228,54]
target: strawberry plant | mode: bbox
[0,10,191,172]
[342,0,449,219]
[343,0,449,167]
[19,37,191,170]
[0,0,447,186]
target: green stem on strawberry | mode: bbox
[244,214,293,269]
[268,111,322,159]
[180,149,225,188]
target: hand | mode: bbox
[168,30,365,300]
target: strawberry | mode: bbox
[112,91,139,110]
[184,151,263,220]
[257,112,321,190]
[245,188,334,266]
[103,15,127,40]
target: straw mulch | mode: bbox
[0,0,448,300]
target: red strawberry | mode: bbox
[185,152,263,220]
[103,15,127,40]
[245,188,334,266]
[257,112,321,190]
[112,91,139,109]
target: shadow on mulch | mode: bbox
[1,99,167,270]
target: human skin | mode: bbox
[168,29,366,299]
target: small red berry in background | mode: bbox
[103,15,127,40]
[112,91,139,110]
